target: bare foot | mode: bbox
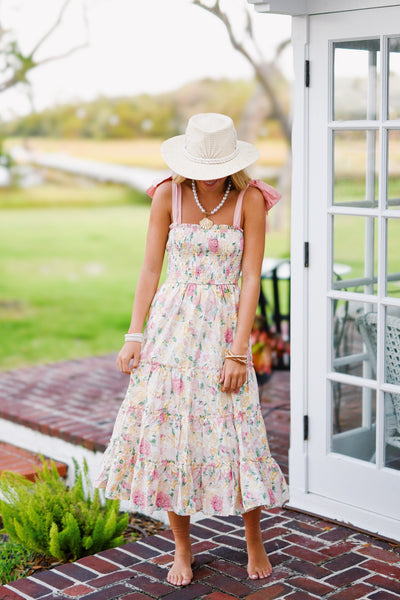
[247,538,272,580]
[167,551,194,586]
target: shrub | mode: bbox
[0,458,129,561]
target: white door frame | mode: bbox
[288,7,400,541]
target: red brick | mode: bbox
[63,584,96,597]
[139,534,175,552]
[319,541,359,557]
[212,535,247,550]
[53,563,94,582]
[245,583,293,599]
[261,526,289,541]
[205,574,253,596]
[75,555,119,574]
[161,582,212,600]
[128,575,173,597]
[288,576,334,596]
[283,544,328,563]
[285,558,333,579]
[131,561,169,580]
[357,544,400,564]
[123,594,155,600]
[284,520,324,536]
[87,570,136,588]
[327,583,374,600]
[96,548,139,567]
[284,533,327,551]
[364,574,400,595]
[204,593,239,600]
[325,566,371,587]
[152,554,174,565]
[192,566,214,582]
[325,552,366,571]
[6,578,50,598]
[30,569,73,589]
[200,518,238,532]
[80,585,131,600]
[319,527,352,542]
[361,558,400,579]
[208,559,248,580]
[247,567,293,589]
[0,588,26,600]
[367,592,400,600]
[191,540,218,553]
[121,541,159,559]
[284,592,319,600]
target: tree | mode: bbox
[0,0,89,94]
[191,0,292,229]
[191,0,291,143]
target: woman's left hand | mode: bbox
[220,359,247,393]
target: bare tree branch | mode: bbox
[0,0,90,94]
[30,0,71,57]
[192,0,291,142]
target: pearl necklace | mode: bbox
[192,179,232,229]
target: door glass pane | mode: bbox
[387,130,400,209]
[386,218,400,297]
[333,130,379,207]
[332,215,378,294]
[332,300,377,380]
[388,37,400,120]
[333,39,380,121]
[385,392,400,470]
[331,381,376,463]
[385,308,400,386]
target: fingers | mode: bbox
[116,341,141,374]
[220,361,247,393]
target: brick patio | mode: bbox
[1,356,400,599]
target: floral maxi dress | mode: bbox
[94,177,289,516]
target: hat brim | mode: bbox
[160,135,260,180]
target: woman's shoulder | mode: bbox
[243,179,281,215]
[146,174,173,199]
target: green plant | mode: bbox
[0,538,35,584]
[0,458,129,561]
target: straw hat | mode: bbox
[161,113,260,180]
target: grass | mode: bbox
[0,186,153,370]
[0,538,36,584]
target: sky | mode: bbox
[0,0,292,121]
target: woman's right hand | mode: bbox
[117,341,141,374]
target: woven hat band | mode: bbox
[183,145,240,165]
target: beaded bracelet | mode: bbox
[125,333,143,343]
[225,350,247,365]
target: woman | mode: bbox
[95,113,289,586]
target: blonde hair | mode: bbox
[172,170,251,191]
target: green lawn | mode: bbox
[0,187,153,370]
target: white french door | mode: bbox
[307,7,400,537]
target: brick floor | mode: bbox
[1,358,400,599]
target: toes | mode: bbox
[249,572,259,579]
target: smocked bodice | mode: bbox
[166,223,244,285]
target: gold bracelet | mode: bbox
[225,350,247,365]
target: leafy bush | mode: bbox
[0,458,129,561]
[0,538,35,584]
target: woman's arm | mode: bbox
[220,187,266,392]
[118,182,171,374]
